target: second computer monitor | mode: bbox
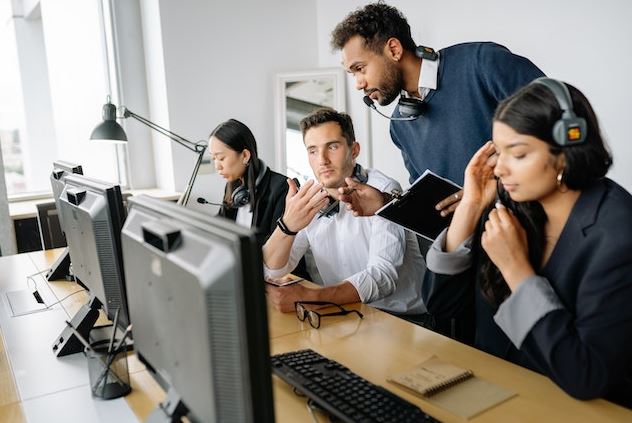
[57,173,128,327]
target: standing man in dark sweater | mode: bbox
[331,2,545,216]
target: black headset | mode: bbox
[319,164,369,218]
[531,77,587,146]
[363,45,438,121]
[230,159,268,208]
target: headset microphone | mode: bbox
[197,197,223,206]
[363,95,417,121]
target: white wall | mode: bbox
[138,0,320,212]
[317,0,632,190]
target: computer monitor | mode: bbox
[45,160,84,281]
[51,173,129,357]
[121,195,274,422]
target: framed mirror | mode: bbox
[274,68,345,183]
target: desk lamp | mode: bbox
[90,97,207,206]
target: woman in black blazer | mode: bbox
[209,119,288,245]
[423,78,632,407]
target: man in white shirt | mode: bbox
[263,108,426,320]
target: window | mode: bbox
[0,0,127,200]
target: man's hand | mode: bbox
[282,179,329,232]
[337,177,385,216]
[265,284,312,313]
[435,189,464,217]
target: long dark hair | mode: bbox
[478,81,612,307]
[209,119,261,210]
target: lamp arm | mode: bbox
[122,108,206,153]
[177,148,206,207]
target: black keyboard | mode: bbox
[271,349,439,423]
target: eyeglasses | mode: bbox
[294,301,364,329]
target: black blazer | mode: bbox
[423,178,632,408]
[218,168,288,246]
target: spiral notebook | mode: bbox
[388,356,516,419]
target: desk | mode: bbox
[1,249,631,422]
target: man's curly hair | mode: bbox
[331,2,416,54]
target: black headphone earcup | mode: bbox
[398,97,426,119]
[231,186,249,208]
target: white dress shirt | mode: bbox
[235,205,253,228]
[265,168,426,315]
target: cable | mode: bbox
[26,267,86,309]
[42,289,86,309]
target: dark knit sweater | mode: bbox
[390,42,544,185]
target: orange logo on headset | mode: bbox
[567,127,582,141]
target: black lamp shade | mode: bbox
[90,102,128,142]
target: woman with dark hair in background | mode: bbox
[423,78,632,407]
[209,119,288,243]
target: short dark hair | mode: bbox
[494,81,612,190]
[331,2,417,54]
[299,108,355,146]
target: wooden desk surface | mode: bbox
[2,249,631,422]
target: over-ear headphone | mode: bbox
[230,159,268,208]
[319,164,368,218]
[363,45,437,121]
[532,77,587,146]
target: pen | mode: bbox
[108,308,120,354]
[112,324,133,354]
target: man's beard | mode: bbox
[377,61,404,106]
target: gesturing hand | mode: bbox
[462,141,498,210]
[281,179,329,233]
[481,204,535,291]
[337,177,384,216]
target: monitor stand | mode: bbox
[52,295,101,357]
[46,247,72,281]
[146,387,189,423]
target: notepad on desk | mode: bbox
[375,170,461,241]
[388,356,516,419]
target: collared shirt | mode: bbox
[264,168,426,315]
[417,54,439,100]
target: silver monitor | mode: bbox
[52,173,128,357]
[46,160,83,281]
[121,194,274,423]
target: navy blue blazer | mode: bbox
[423,178,632,408]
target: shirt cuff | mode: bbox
[494,275,563,348]
[425,228,474,275]
[263,263,290,280]
[346,273,371,303]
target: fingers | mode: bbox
[470,140,496,165]
[435,189,463,211]
[286,178,299,197]
[439,201,459,217]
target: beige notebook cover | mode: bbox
[388,356,516,419]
